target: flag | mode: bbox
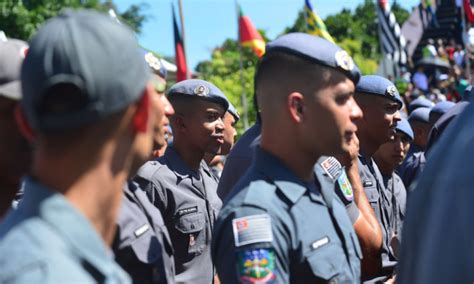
[377,0,407,66]
[172,5,188,82]
[239,7,265,57]
[304,0,334,43]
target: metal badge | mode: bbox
[144,52,162,72]
[193,85,209,97]
[386,85,398,97]
[335,50,354,71]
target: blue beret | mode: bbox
[167,79,229,110]
[408,107,431,123]
[431,101,455,115]
[396,117,414,140]
[227,102,240,122]
[408,97,434,113]
[265,33,360,84]
[355,75,403,108]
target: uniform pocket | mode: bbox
[174,212,206,254]
[364,184,380,212]
[306,243,344,281]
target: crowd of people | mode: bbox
[0,8,473,284]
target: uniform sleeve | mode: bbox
[134,175,168,214]
[212,206,290,284]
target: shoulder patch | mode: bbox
[320,157,342,180]
[232,214,273,248]
[237,248,276,283]
[337,170,353,202]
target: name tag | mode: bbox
[311,236,330,250]
[178,206,198,216]
[134,224,150,237]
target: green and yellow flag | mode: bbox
[304,0,334,43]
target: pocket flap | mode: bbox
[174,212,205,233]
[307,243,342,281]
[131,230,163,264]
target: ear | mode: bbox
[132,88,150,134]
[172,114,186,132]
[14,105,36,142]
[288,92,305,123]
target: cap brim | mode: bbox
[0,81,21,100]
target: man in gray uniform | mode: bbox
[134,79,229,283]
[373,118,413,255]
[354,75,403,281]
[212,33,363,283]
[114,52,176,284]
[0,10,156,282]
[0,39,31,218]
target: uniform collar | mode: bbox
[163,146,201,180]
[19,176,125,279]
[254,147,308,204]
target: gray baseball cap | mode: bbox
[21,9,150,132]
[0,39,28,100]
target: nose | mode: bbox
[393,110,402,123]
[163,96,175,116]
[349,97,363,121]
[216,117,225,132]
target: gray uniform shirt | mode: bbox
[212,148,362,283]
[114,181,175,284]
[0,177,130,283]
[134,146,222,284]
[358,156,399,281]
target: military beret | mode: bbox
[265,33,360,84]
[431,101,455,115]
[167,79,229,110]
[408,97,434,113]
[355,75,403,108]
[408,107,431,124]
[395,117,414,141]
[227,102,240,122]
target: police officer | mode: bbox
[353,75,403,281]
[373,118,413,255]
[0,39,31,218]
[113,52,176,284]
[0,10,156,282]
[212,33,363,283]
[134,79,228,283]
[204,102,240,179]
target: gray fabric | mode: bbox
[0,39,27,100]
[0,177,130,283]
[134,146,222,284]
[217,121,261,201]
[358,156,398,282]
[114,181,175,284]
[398,101,474,284]
[212,148,361,283]
[21,10,149,132]
[167,79,229,110]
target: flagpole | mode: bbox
[178,0,190,79]
[235,0,249,130]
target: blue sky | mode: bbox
[114,0,420,71]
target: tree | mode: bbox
[196,31,269,134]
[0,0,147,40]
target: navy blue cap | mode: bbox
[431,101,455,115]
[355,75,403,108]
[396,117,414,140]
[167,79,229,110]
[265,33,361,84]
[227,102,240,122]
[408,97,434,113]
[408,107,431,123]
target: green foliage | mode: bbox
[0,0,147,40]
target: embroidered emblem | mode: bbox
[193,85,209,96]
[320,157,342,180]
[335,50,354,71]
[337,170,354,202]
[134,224,150,237]
[232,214,273,247]
[237,248,276,283]
[311,236,330,250]
[386,85,398,97]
